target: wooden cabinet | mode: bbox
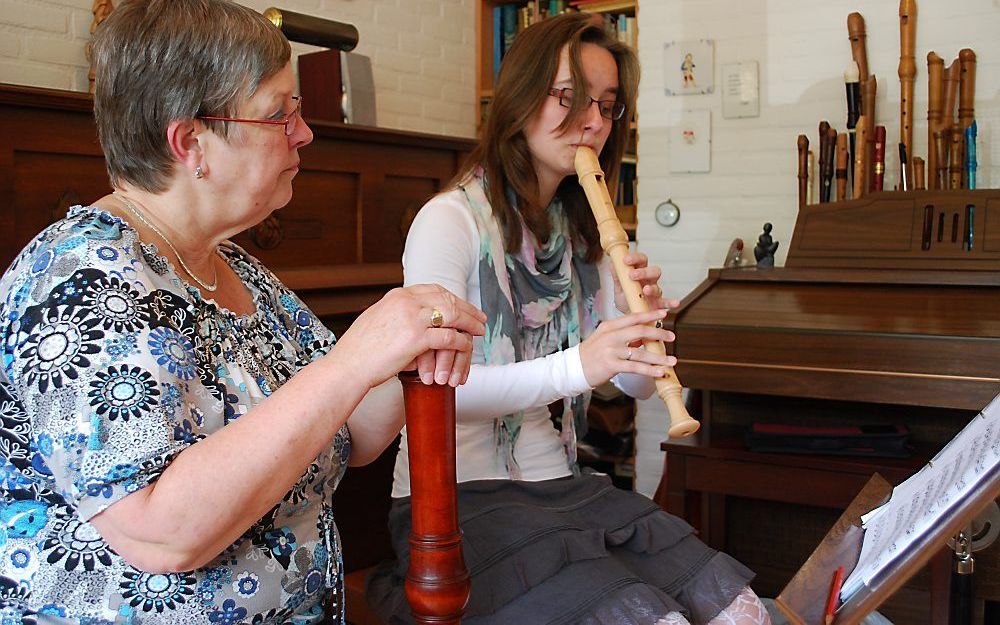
[0,83,474,336]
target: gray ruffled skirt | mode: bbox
[366,474,754,625]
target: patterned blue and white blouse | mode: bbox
[0,206,351,624]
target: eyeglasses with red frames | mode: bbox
[547,88,626,121]
[198,96,303,136]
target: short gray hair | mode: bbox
[92,0,291,192]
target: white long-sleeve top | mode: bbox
[391,188,655,498]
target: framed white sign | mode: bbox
[721,61,760,119]
[664,39,714,96]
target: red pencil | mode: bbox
[824,566,845,625]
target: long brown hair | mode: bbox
[456,12,638,262]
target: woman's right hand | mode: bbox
[332,284,486,389]
[578,309,676,387]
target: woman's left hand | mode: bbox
[613,252,680,313]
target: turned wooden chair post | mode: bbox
[398,372,470,624]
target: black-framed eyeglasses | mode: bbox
[198,96,303,136]
[547,87,625,121]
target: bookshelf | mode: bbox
[474,0,639,235]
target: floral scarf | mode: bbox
[459,171,601,477]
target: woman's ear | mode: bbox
[165,119,205,179]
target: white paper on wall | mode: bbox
[668,109,711,173]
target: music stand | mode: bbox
[776,465,1000,625]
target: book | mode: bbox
[517,6,531,32]
[624,16,636,48]
[501,4,518,55]
[568,0,636,12]
[492,5,502,78]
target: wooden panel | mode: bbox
[233,169,361,267]
[365,174,438,263]
[678,326,999,380]
[986,198,1000,252]
[684,456,873,509]
[798,199,914,252]
[681,280,1000,337]
[677,360,998,411]
[671,270,1000,409]
[11,151,110,252]
[787,189,1000,269]
[0,94,107,265]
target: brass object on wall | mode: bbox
[263,7,358,50]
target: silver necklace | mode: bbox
[115,192,219,292]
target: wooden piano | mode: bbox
[656,189,1000,624]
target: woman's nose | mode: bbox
[582,99,606,131]
[291,117,314,148]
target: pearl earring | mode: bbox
[194,166,204,179]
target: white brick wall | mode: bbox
[633,0,1000,497]
[0,0,476,138]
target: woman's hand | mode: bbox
[332,284,486,389]
[579,309,676,387]
[613,252,681,314]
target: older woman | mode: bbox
[0,1,483,623]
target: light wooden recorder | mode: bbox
[797,134,810,208]
[847,12,870,80]
[958,49,977,131]
[898,0,917,187]
[854,116,868,199]
[927,51,944,190]
[913,156,925,190]
[861,76,877,193]
[574,146,699,438]
[941,59,961,188]
[958,49,977,188]
[835,133,849,201]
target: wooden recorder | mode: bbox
[574,146,699,439]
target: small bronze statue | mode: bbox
[754,222,779,268]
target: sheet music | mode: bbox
[841,392,1000,601]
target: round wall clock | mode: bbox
[655,199,681,227]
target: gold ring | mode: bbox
[430,308,444,328]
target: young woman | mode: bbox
[369,12,771,625]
